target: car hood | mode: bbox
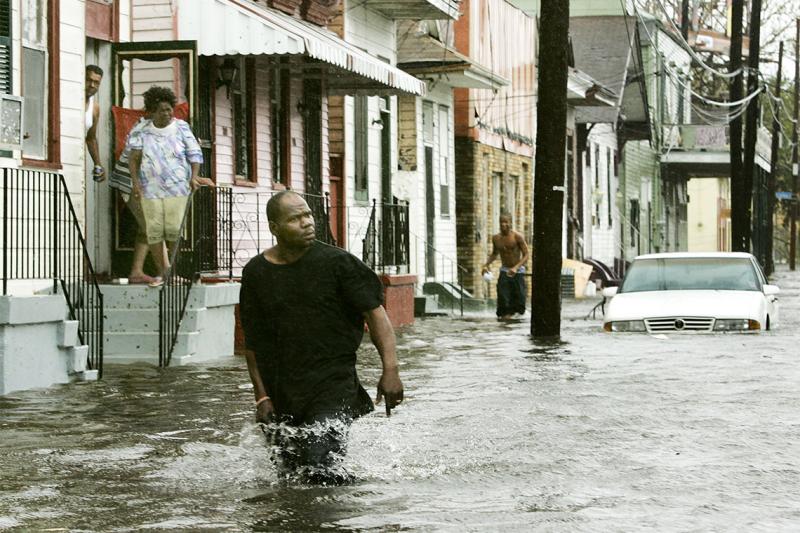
[605,289,766,321]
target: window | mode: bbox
[0,0,13,158]
[629,199,640,249]
[593,144,600,227]
[354,95,369,201]
[232,57,255,181]
[22,0,47,159]
[0,0,12,95]
[438,106,450,216]
[270,59,288,184]
[606,147,613,228]
[492,172,502,234]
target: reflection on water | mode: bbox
[1,268,799,531]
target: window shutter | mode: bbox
[0,0,11,94]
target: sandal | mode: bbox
[148,277,164,288]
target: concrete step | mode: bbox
[103,330,198,356]
[99,282,240,310]
[57,320,79,348]
[67,345,89,373]
[414,295,448,317]
[104,353,160,365]
[99,284,161,309]
[102,308,205,333]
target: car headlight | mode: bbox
[713,319,760,331]
[603,320,646,332]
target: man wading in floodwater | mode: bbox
[239,191,404,483]
[482,213,530,319]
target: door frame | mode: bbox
[109,40,199,276]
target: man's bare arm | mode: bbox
[364,306,403,414]
[514,232,530,270]
[243,348,274,423]
[86,105,105,179]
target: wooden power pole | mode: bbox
[791,19,800,271]
[681,0,690,40]
[741,0,762,253]
[767,41,783,276]
[531,0,569,338]
[730,0,746,252]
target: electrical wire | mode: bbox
[635,6,764,109]
[640,0,747,79]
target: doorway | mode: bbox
[109,41,198,277]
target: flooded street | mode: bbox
[1,267,799,531]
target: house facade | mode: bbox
[1,0,136,393]
[452,0,536,299]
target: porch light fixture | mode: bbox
[217,58,239,98]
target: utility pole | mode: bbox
[531,0,569,339]
[730,0,746,252]
[767,41,783,276]
[741,0,762,254]
[791,19,800,271]
[681,0,690,41]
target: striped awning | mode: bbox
[176,0,426,96]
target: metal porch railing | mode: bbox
[1,168,104,375]
[362,199,411,274]
[158,186,336,366]
[158,185,233,367]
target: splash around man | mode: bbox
[239,191,404,483]
[482,213,530,319]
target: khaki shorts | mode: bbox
[123,192,148,245]
[140,195,189,245]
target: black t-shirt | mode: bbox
[239,241,383,421]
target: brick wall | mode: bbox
[455,138,533,299]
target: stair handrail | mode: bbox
[1,168,104,375]
[158,185,232,366]
[409,229,468,316]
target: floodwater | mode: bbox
[1,268,799,531]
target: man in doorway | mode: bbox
[482,213,530,319]
[239,191,404,483]
[85,65,105,181]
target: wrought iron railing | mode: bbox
[158,185,233,367]
[158,186,335,366]
[1,168,104,375]
[226,190,336,274]
[362,199,411,273]
[410,231,467,316]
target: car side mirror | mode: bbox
[763,284,780,296]
[602,286,618,298]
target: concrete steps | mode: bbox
[98,283,239,366]
[420,282,493,314]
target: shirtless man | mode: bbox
[481,213,530,319]
[85,65,105,182]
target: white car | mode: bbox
[602,252,780,333]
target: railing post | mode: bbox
[228,187,233,280]
[2,168,7,295]
[53,174,59,294]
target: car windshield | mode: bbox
[620,257,761,293]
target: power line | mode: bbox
[640,0,747,79]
